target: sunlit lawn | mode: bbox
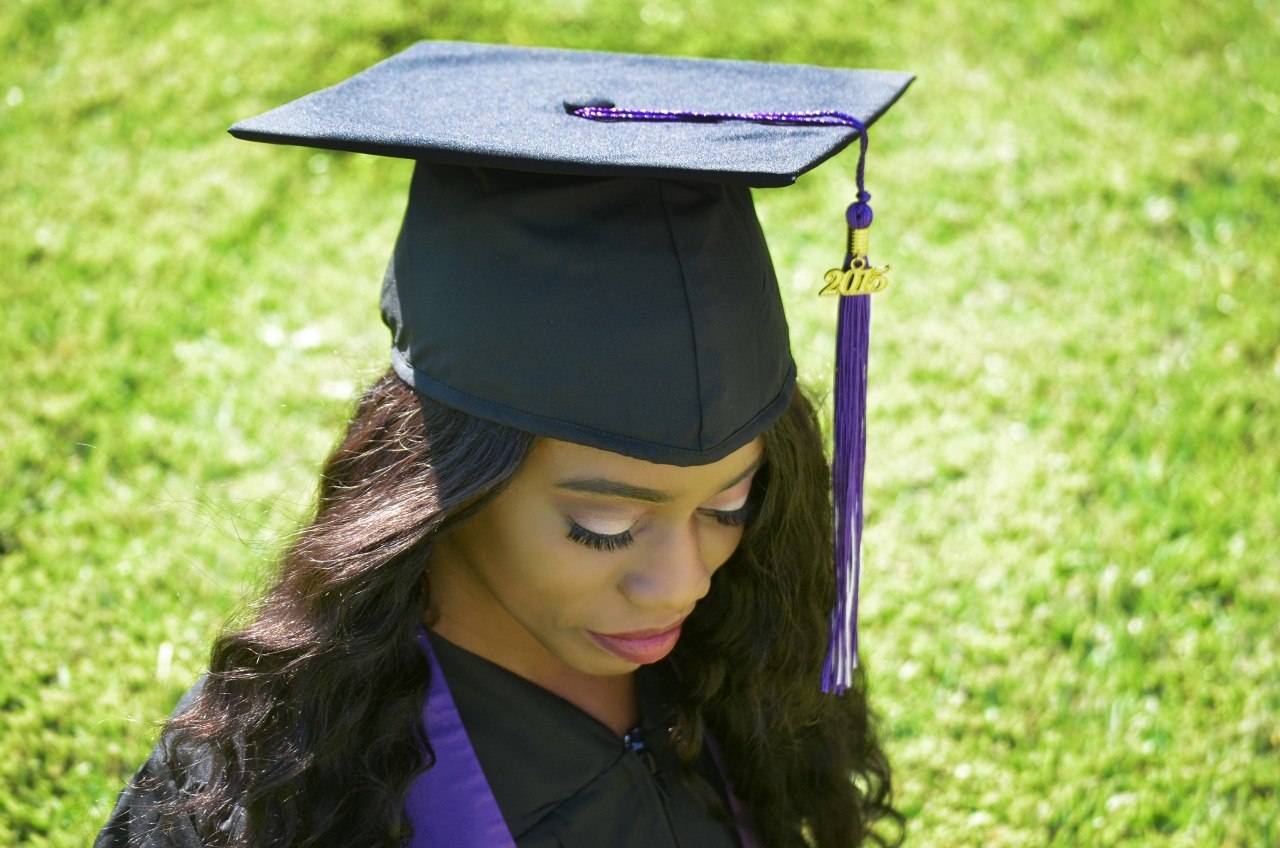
[2,1,1277,845]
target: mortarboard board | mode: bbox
[230,41,913,693]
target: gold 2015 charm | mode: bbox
[819,259,891,296]
[820,225,890,296]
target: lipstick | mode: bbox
[586,623,683,665]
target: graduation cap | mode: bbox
[230,41,913,694]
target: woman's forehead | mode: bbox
[526,436,764,494]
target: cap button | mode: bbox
[562,96,615,113]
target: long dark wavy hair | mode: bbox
[150,369,902,847]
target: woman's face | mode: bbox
[427,437,763,679]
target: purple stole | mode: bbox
[405,633,516,848]
[405,633,759,848]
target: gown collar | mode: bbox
[405,628,759,848]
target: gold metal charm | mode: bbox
[819,261,891,296]
[819,226,891,296]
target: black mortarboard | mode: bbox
[230,41,913,692]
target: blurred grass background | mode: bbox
[2,0,1277,845]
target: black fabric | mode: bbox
[94,653,743,848]
[229,41,915,187]
[381,165,795,465]
[430,633,742,848]
[93,680,243,848]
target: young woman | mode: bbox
[97,42,912,848]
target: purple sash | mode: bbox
[405,633,517,848]
[406,632,757,848]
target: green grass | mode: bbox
[3,0,1277,845]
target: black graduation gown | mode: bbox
[429,633,742,847]
[95,640,744,847]
[94,680,224,848]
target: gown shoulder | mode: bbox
[94,679,235,848]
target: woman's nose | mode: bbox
[620,522,712,613]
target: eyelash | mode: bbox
[566,521,635,552]
[706,502,754,527]
[565,504,755,552]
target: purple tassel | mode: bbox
[822,197,873,694]
[824,288,870,694]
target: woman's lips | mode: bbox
[586,623,683,665]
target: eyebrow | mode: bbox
[554,456,765,503]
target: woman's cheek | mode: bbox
[705,525,747,573]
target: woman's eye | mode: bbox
[702,502,754,528]
[566,519,636,552]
